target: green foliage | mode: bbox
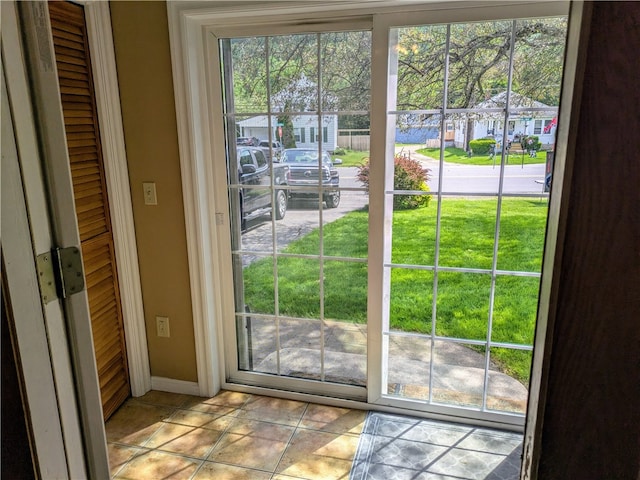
[469,138,496,155]
[332,147,346,155]
[396,18,567,111]
[356,155,432,210]
[520,135,542,152]
[393,157,432,209]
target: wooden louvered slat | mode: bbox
[50,34,85,52]
[50,0,129,421]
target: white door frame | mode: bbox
[167,0,575,403]
[82,0,151,398]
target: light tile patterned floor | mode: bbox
[106,390,365,480]
[106,390,522,480]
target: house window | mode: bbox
[323,126,328,143]
[310,126,316,142]
[534,119,543,134]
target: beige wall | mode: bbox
[110,1,197,382]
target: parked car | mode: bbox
[280,148,342,208]
[236,146,289,229]
[258,140,283,161]
[236,136,260,146]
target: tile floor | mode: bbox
[351,412,523,480]
[106,390,523,480]
[106,390,366,479]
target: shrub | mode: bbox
[333,147,347,156]
[356,155,431,210]
[520,135,541,152]
[469,137,496,155]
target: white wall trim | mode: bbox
[151,376,201,396]
[167,3,223,398]
[84,1,151,398]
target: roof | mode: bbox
[236,115,336,128]
[474,91,552,109]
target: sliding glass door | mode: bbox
[211,4,568,423]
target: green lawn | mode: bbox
[242,198,548,383]
[332,149,370,167]
[417,146,547,166]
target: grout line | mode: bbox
[269,401,311,478]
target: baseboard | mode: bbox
[149,376,201,396]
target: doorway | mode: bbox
[212,9,569,426]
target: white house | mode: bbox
[237,114,339,151]
[453,91,558,149]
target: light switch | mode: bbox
[156,316,170,337]
[143,182,157,205]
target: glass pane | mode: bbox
[275,202,320,254]
[390,195,437,266]
[278,318,322,380]
[228,37,267,113]
[432,340,486,408]
[390,267,433,334]
[447,21,511,109]
[323,260,367,323]
[269,34,318,113]
[239,253,275,315]
[393,24,447,111]
[487,347,531,414]
[244,315,276,373]
[497,198,547,272]
[277,257,320,319]
[435,271,491,341]
[320,31,371,112]
[336,114,371,160]
[438,197,497,269]
[386,334,431,398]
[513,18,568,108]
[323,209,369,257]
[324,319,367,386]
[324,321,367,386]
[492,275,539,345]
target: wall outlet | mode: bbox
[156,316,170,337]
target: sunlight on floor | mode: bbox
[106,390,522,479]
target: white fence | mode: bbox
[337,129,370,151]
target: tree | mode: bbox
[228,32,371,143]
[224,17,567,142]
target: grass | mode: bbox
[417,146,547,166]
[332,149,370,167]
[242,198,548,383]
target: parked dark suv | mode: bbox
[280,148,342,208]
[236,146,289,229]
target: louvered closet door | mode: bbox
[48,0,130,420]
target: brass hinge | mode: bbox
[36,247,85,304]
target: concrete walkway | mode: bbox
[248,318,528,413]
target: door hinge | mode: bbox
[36,246,85,304]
